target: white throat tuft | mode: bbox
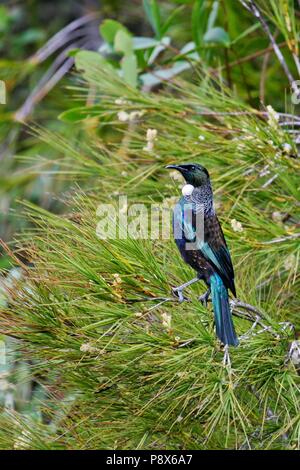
[182,184,194,197]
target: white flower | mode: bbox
[115,98,129,105]
[117,110,130,122]
[143,128,157,152]
[266,105,279,129]
[117,109,144,122]
[128,110,144,121]
[282,143,293,155]
[284,254,296,272]
[113,273,122,284]
[176,371,188,378]
[272,211,283,223]
[80,343,92,353]
[198,135,205,141]
[146,128,157,141]
[231,219,243,233]
[161,312,172,330]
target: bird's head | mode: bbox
[166,163,210,187]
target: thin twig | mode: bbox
[29,13,99,64]
[135,293,265,324]
[262,232,300,244]
[134,292,295,343]
[239,0,297,92]
[280,121,300,126]
[215,40,287,73]
[229,299,265,318]
[261,173,278,188]
[15,36,97,122]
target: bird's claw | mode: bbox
[172,287,187,303]
[285,340,300,367]
[223,345,231,368]
[198,289,211,307]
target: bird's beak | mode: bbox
[165,164,185,172]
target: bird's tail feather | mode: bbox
[210,273,238,347]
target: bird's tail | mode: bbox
[210,273,238,346]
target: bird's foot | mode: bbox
[171,277,199,303]
[222,345,231,369]
[285,340,300,367]
[198,288,211,307]
[171,287,188,303]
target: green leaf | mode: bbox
[114,29,133,56]
[0,80,5,104]
[148,36,171,65]
[15,28,45,45]
[132,37,159,50]
[180,41,200,61]
[161,4,186,36]
[121,54,138,88]
[100,19,128,45]
[141,61,190,88]
[192,0,208,49]
[0,6,11,33]
[75,51,116,82]
[204,27,230,47]
[58,106,103,123]
[207,1,219,31]
[75,50,106,72]
[143,0,162,38]
[230,22,260,45]
[66,48,81,57]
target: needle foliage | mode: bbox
[0,0,300,450]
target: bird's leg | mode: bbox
[223,344,231,368]
[285,340,300,367]
[198,288,211,307]
[172,277,199,303]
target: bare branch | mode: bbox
[239,0,297,92]
[29,13,99,64]
[262,232,300,244]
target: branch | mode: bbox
[262,232,300,245]
[229,299,265,318]
[29,13,99,64]
[239,0,297,93]
[135,293,295,343]
[135,293,264,323]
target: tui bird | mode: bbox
[166,163,238,348]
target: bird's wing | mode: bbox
[173,200,235,295]
[198,215,236,296]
